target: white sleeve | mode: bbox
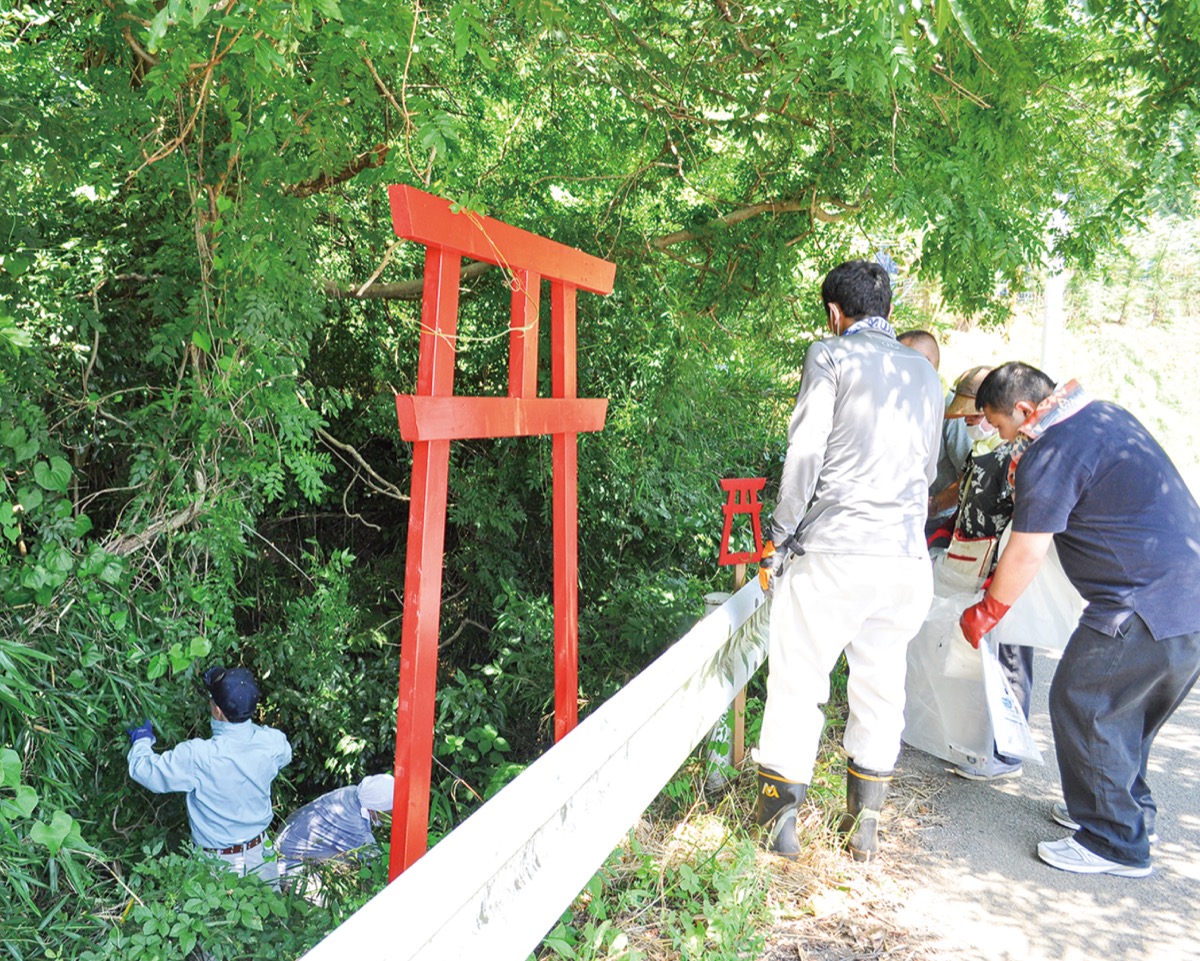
[771,342,837,545]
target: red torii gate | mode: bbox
[386,186,616,879]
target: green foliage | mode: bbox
[1,746,106,961]
[78,843,357,961]
[0,0,1197,953]
[540,827,770,961]
[248,547,394,793]
[1067,214,1200,326]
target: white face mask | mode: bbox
[965,419,996,442]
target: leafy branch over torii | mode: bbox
[323,190,864,301]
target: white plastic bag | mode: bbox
[902,593,994,763]
[980,639,1043,762]
[904,534,1078,765]
[991,532,1082,653]
[939,622,983,680]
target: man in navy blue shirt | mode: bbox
[958,361,1200,878]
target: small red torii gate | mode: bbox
[386,186,616,879]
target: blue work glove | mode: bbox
[127,719,156,747]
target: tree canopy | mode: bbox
[1,1,1198,955]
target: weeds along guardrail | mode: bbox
[301,580,769,960]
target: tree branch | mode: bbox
[106,495,206,556]
[322,191,865,300]
[283,144,390,198]
[650,191,863,248]
[323,260,494,300]
[121,26,158,68]
[314,425,408,502]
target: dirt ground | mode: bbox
[760,648,1200,961]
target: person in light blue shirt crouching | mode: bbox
[127,665,292,882]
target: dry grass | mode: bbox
[560,749,952,961]
[758,767,949,961]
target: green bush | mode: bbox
[541,829,770,961]
[81,844,328,961]
[1,747,106,961]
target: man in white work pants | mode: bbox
[753,259,942,863]
[756,552,932,856]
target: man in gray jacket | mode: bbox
[755,260,942,862]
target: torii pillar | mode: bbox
[386,186,616,879]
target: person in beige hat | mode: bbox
[927,365,999,524]
[945,365,997,422]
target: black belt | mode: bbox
[204,833,264,856]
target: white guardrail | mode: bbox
[302,579,769,961]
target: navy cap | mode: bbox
[203,665,260,723]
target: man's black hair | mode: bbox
[821,260,892,320]
[975,361,1056,413]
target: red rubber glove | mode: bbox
[758,540,777,592]
[959,594,1012,648]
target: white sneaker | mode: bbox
[952,756,1022,781]
[1051,801,1079,830]
[1051,802,1159,844]
[1037,836,1151,877]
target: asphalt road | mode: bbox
[891,648,1200,961]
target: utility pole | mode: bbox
[1041,206,1069,378]
[1041,258,1066,378]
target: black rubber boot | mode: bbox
[756,768,808,859]
[837,760,893,862]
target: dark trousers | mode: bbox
[994,642,1034,765]
[1050,615,1200,867]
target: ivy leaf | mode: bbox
[1,425,39,462]
[15,436,39,463]
[0,747,21,788]
[33,456,71,493]
[1,784,40,818]
[17,486,43,512]
[31,810,77,856]
[147,654,168,681]
[0,425,25,449]
[1,256,31,278]
[167,642,193,672]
